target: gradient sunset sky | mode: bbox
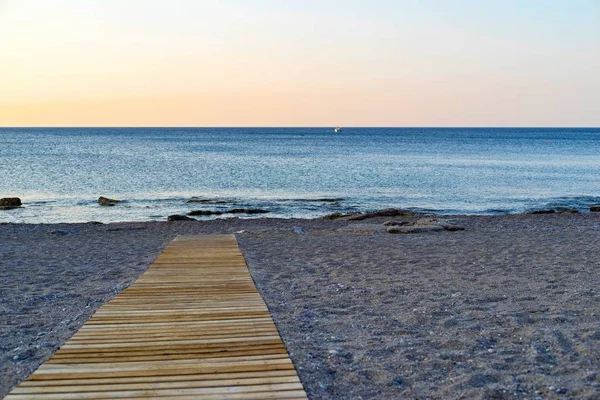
[1,0,598,127]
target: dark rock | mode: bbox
[383,220,409,226]
[12,349,35,361]
[527,209,556,214]
[87,221,103,225]
[321,213,349,220]
[0,197,22,210]
[348,208,413,221]
[590,205,600,212]
[49,230,68,236]
[387,225,443,234]
[98,196,120,206]
[414,218,438,225]
[187,210,223,216]
[167,214,195,221]
[554,207,579,214]
[441,224,465,231]
[226,208,269,214]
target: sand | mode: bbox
[1,214,599,399]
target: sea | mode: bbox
[1,127,599,224]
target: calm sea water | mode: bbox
[1,128,599,223]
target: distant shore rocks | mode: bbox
[526,209,556,215]
[555,207,579,214]
[591,205,600,212]
[167,214,195,221]
[187,208,270,216]
[0,197,22,210]
[98,197,120,207]
[227,208,269,215]
[525,208,581,215]
[188,210,223,216]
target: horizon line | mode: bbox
[1,126,599,129]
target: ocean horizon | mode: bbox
[1,127,599,223]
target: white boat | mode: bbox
[334,127,342,133]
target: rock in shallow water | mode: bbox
[98,196,120,206]
[590,205,600,212]
[167,214,195,221]
[187,210,223,216]
[226,208,269,214]
[0,197,21,210]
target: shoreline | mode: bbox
[1,204,598,226]
[2,193,600,225]
[1,213,599,398]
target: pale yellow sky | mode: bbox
[1,0,599,126]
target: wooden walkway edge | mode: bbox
[6,235,308,399]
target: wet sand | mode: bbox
[1,214,599,399]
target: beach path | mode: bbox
[5,234,307,399]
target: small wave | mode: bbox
[290,198,345,203]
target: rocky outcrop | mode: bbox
[98,197,120,207]
[440,223,465,231]
[526,209,556,215]
[590,205,600,212]
[348,208,413,221]
[557,208,579,214]
[0,197,21,210]
[383,220,410,226]
[321,213,350,220]
[188,210,223,216]
[167,214,195,221]
[386,218,464,234]
[387,225,444,234]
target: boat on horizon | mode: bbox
[334,127,342,133]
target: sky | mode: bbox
[0,0,598,127]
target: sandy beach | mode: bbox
[1,213,599,399]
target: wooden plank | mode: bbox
[6,235,307,399]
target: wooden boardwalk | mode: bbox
[6,235,308,399]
